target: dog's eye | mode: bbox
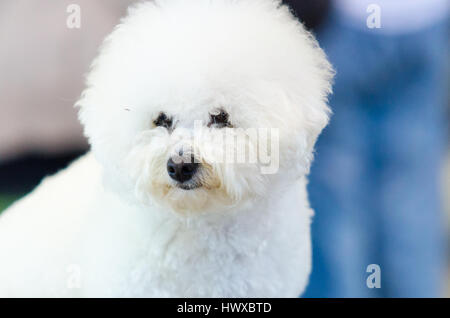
[153,112,173,129]
[208,109,231,128]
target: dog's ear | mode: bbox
[287,71,333,177]
[296,39,334,177]
[292,102,331,177]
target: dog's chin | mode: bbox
[176,183,201,191]
[148,181,239,215]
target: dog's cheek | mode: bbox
[123,133,171,204]
[217,161,268,203]
[197,131,268,202]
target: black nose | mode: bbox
[167,157,199,183]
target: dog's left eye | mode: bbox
[208,109,231,128]
[153,112,173,129]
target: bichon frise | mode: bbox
[0,0,333,297]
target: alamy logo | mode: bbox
[366,4,381,29]
[66,264,82,289]
[66,4,81,29]
[366,264,381,288]
[170,120,280,175]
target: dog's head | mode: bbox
[77,0,333,214]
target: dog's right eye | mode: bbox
[153,112,173,129]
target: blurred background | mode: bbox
[0,0,448,297]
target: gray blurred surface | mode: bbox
[0,0,136,160]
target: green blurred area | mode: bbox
[0,195,20,214]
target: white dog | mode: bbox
[0,0,333,297]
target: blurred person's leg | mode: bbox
[304,10,447,297]
[373,22,448,297]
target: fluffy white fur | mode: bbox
[0,0,333,297]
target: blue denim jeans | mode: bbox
[303,14,448,297]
